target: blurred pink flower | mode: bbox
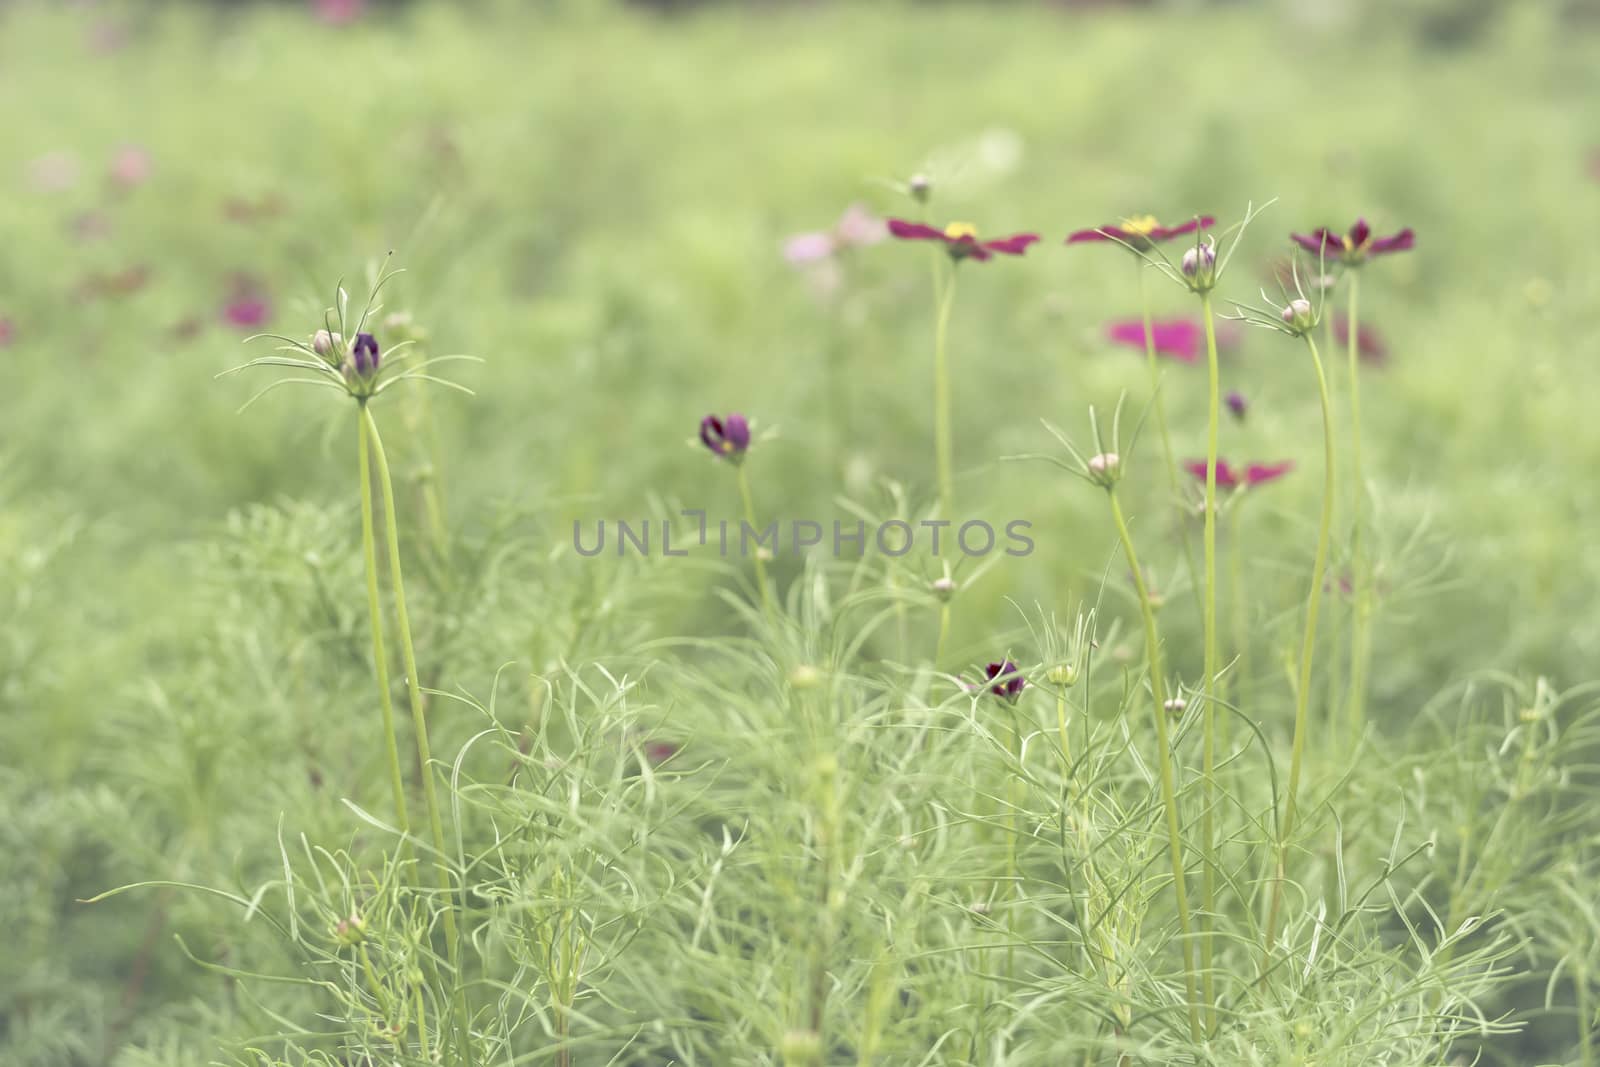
[28,152,80,192]
[0,317,14,348]
[221,277,271,329]
[110,145,152,190]
[313,0,364,24]
[1332,314,1389,365]
[1104,316,1240,363]
[784,203,888,265]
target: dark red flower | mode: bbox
[984,661,1026,703]
[699,413,751,461]
[1183,459,1294,490]
[1291,218,1414,266]
[1066,214,1215,249]
[887,219,1039,263]
[1332,314,1389,365]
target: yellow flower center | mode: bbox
[720,440,735,453]
[1121,215,1160,236]
[943,222,978,240]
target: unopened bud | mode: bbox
[908,173,932,203]
[1164,697,1186,716]
[932,576,957,602]
[1281,298,1315,334]
[312,328,343,359]
[1086,452,1121,488]
[1181,240,1217,289]
[334,911,365,946]
[1046,663,1079,687]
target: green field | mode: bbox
[5,2,1600,1064]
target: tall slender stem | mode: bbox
[1345,271,1370,743]
[1198,293,1222,1028]
[736,464,774,616]
[1141,264,1205,628]
[1263,333,1336,960]
[362,405,472,1066]
[1107,490,1201,1041]
[358,413,411,835]
[932,267,958,517]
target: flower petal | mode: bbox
[1368,228,1415,255]
[1066,225,1123,243]
[1184,458,1238,489]
[1349,218,1371,248]
[1151,215,1216,241]
[981,233,1039,256]
[1245,461,1295,486]
[887,218,946,242]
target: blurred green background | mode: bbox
[4,0,1600,1063]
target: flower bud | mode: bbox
[334,911,365,946]
[1046,662,1079,687]
[1225,390,1247,421]
[789,664,822,690]
[1086,452,1121,488]
[312,328,342,360]
[1164,697,1186,716]
[1281,298,1315,334]
[908,173,932,203]
[1181,240,1217,290]
[351,332,380,376]
[932,576,957,602]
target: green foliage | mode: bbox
[3,2,1599,1065]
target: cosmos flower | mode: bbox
[221,277,271,329]
[0,317,14,348]
[1292,218,1414,266]
[1332,314,1390,365]
[1103,316,1240,363]
[109,145,151,190]
[1184,459,1294,490]
[984,661,1026,703]
[1066,214,1216,249]
[887,219,1039,262]
[313,0,364,24]
[784,203,887,265]
[699,413,752,461]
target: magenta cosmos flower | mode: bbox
[1333,314,1389,365]
[1103,316,1241,364]
[887,219,1039,262]
[1066,214,1216,250]
[1184,459,1294,490]
[699,413,751,462]
[1292,218,1414,266]
[983,661,1026,703]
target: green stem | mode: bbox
[358,413,411,836]
[1263,333,1336,961]
[736,464,774,616]
[1198,292,1221,1029]
[933,266,958,517]
[1141,264,1205,629]
[1005,707,1022,979]
[1107,490,1201,1041]
[935,602,950,667]
[362,405,472,1066]
[1345,272,1370,744]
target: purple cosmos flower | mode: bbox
[351,332,380,376]
[1332,314,1390,365]
[699,413,751,461]
[1226,391,1247,421]
[1184,459,1295,491]
[887,219,1039,263]
[984,661,1026,703]
[1292,219,1414,266]
[1066,214,1216,249]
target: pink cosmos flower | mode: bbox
[1184,459,1294,490]
[785,204,887,262]
[1332,314,1389,365]
[221,277,271,329]
[1067,214,1215,249]
[110,145,152,190]
[0,317,14,348]
[887,219,1039,263]
[313,0,364,24]
[1104,316,1240,364]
